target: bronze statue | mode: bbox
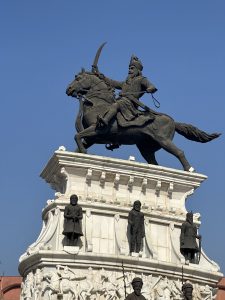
[66,43,220,172]
[63,194,83,246]
[125,277,146,300]
[97,55,157,128]
[128,200,145,253]
[182,281,193,300]
[180,212,201,264]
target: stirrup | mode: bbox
[105,143,120,151]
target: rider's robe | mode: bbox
[106,75,157,127]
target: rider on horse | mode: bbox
[97,55,158,128]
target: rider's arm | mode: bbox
[108,78,123,90]
[141,77,158,94]
[100,75,123,90]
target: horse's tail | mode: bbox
[175,122,221,143]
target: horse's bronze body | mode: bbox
[66,69,219,172]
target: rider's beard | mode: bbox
[126,73,136,81]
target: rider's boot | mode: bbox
[97,104,118,128]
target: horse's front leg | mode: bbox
[75,125,97,154]
[75,139,94,153]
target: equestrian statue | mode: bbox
[66,43,220,172]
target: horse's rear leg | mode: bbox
[158,139,194,172]
[137,143,159,165]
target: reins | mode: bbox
[74,73,161,108]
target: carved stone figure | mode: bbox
[154,276,169,300]
[180,212,201,263]
[193,283,202,300]
[201,285,215,300]
[34,269,43,300]
[160,277,173,300]
[102,271,122,300]
[21,272,34,300]
[66,43,220,172]
[170,279,182,299]
[78,267,95,299]
[141,274,161,299]
[63,194,83,246]
[125,277,146,300]
[182,281,193,300]
[42,265,78,300]
[56,265,77,296]
[128,200,145,253]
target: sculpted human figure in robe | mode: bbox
[180,212,201,264]
[63,194,83,246]
[128,200,145,253]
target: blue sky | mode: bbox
[0,1,224,275]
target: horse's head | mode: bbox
[66,43,108,99]
[66,68,96,98]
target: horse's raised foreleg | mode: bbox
[75,139,94,153]
[75,125,97,153]
[157,139,194,172]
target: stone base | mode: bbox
[63,246,80,254]
[18,150,222,300]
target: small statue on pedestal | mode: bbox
[128,200,145,254]
[63,194,83,246]
[180,212,201,264]
[125,277,146,300]
[182,281,193,300]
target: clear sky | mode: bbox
[0,1,224,275]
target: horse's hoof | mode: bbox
[75,148,87,154]
[188,167,195,172]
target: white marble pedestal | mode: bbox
[19,149,222,299]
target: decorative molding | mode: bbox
[180,188,194,212]
[20,208,60,262]
[114,174,120,189]
[100,171,106,187]
[85,209,93,252]
[20,266,218,300]
[155,180,161,196]
[141,178,147,193]
[167,182,174,198]
[144,218,158,259]
[169,222,185,264]
[128,176,134,192]
[114,214,129,255]
[86,168,92,184]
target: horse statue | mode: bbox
[66,45,220,172]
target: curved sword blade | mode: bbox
[92,42,107,72]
